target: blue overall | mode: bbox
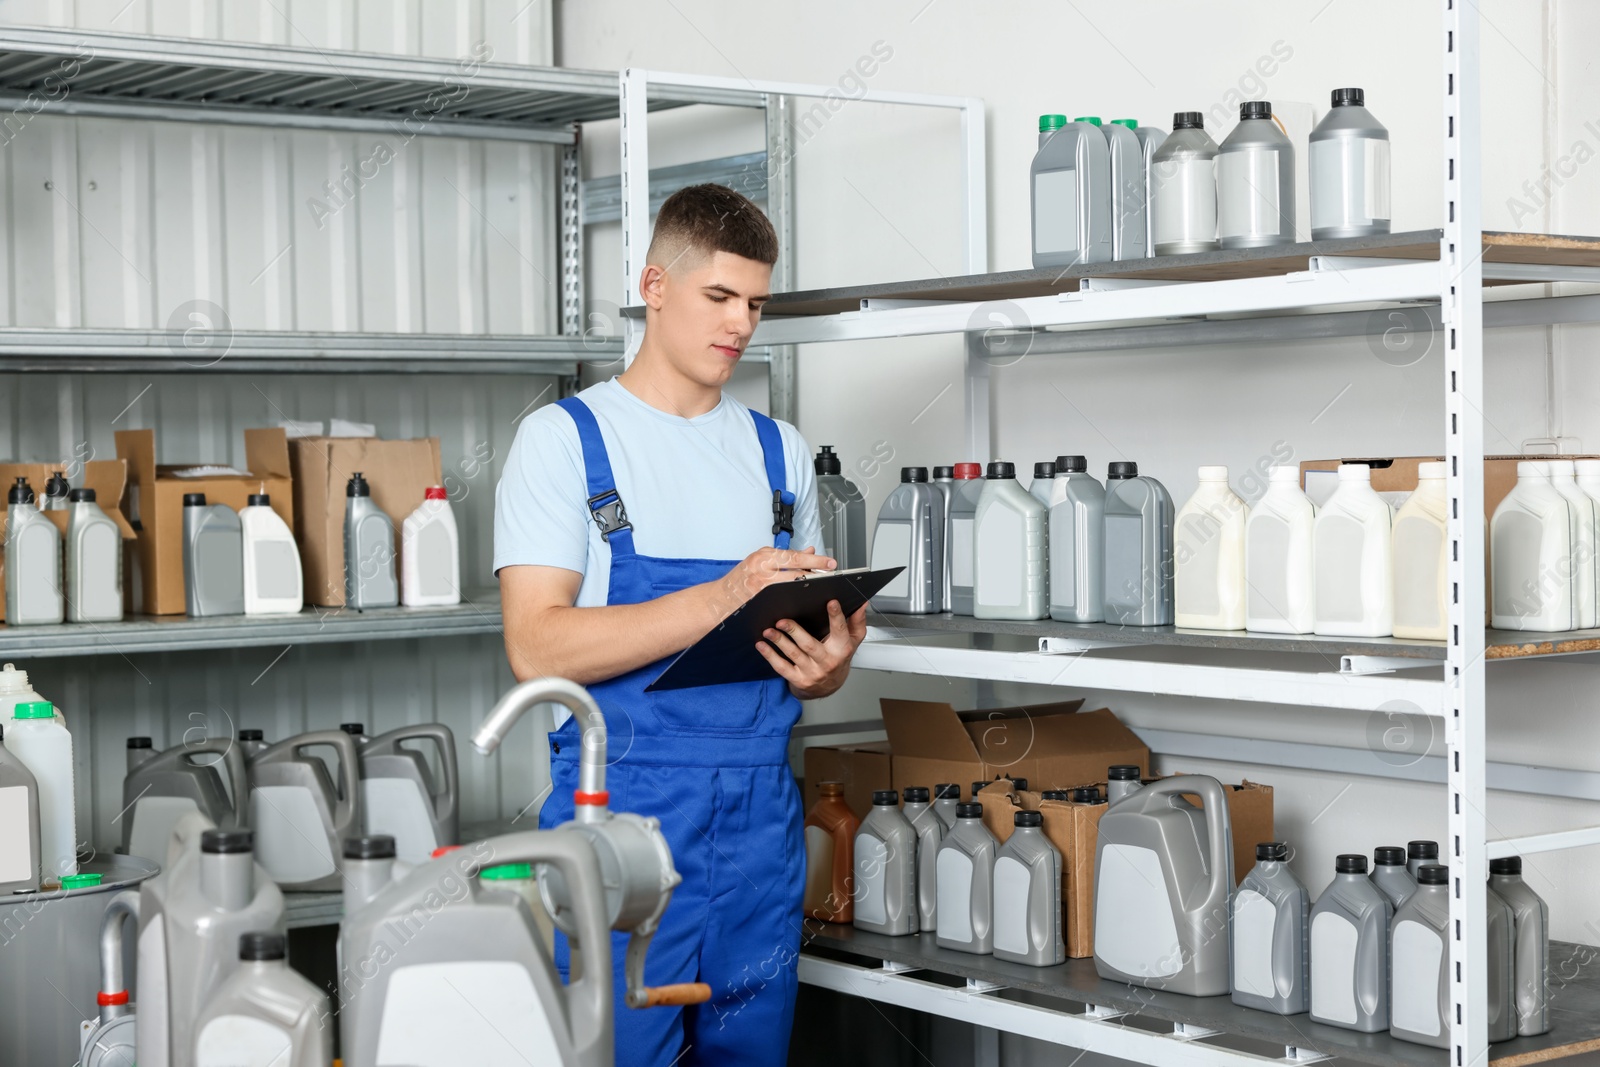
[539,396,806,1066]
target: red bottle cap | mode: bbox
[430,845,462,858]
[953,463,982,479]
[424,486,447,501]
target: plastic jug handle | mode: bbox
[389,723,459,814]
[162,736,250,831]
[1120,774,1234,901]
[636,983,712,1008]
[290,730,364,832]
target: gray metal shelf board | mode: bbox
[0,590,502,658]
[804,924,1600,1067]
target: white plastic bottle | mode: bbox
[0,663,48,722]
[5,477,65,626]
[1578,459,1600,610]
[1174,466,1246,630]
[1246,467,1315,634]
[402,486,461,607]
[241,493,304,616]
[1391,462,1450,640]
[972,462,1048,620]
[9,700,76,879]
[66,488,123,622]
[1313,464,1393,637]
[1548,460,1596,629]
[1491,461,1574,632]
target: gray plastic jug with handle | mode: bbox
[1388,863,1451,1047]
[870,468,943,614]
[1047,456,1106,623]
[246,729,362,891]
[1308,854,1390,1033]
[1489,855,1549,1037]
[1093,774,1233,995]
[1103,461,1174,626]
[0,722,40,894]
[344,472,399,610]
[815,446,867,570]
[191,932,330,1067]
[182,493,244,617]
[78,889,139,1067]
[992,810,1064,966]
[854,789,919,935]
[341,722,460,865]
[1030,114,1112,268]
[1370,845,1417,909]
[935,802,996,954]
[1230,842,1308,1014]
[901,787,942,932]
[122,735,250,865]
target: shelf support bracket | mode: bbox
[1284,1045,1331,1063]
[1338,654,1433,675]
[1039,636,1126,655]
[1171,1022,1222,1041]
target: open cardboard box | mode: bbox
[802,741,892,821]
[0,460,137,622]
[115,428,294,616]
[288,436,441,607]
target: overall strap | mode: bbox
[557,397,636,557]
[749,409,794,550]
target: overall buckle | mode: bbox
[772,490,795,538]
[588,489,632,541]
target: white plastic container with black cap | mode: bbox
[401,486,461,608]
[1369,845,1417,910]
[42,470,70,512]
[1310,88,1391,240]
[66,487,122,622]
[935,801,996,954]
[1217,101,1296,249]
[192,931,331,1067]
[1309,853,1390,1033]
[344,472,399,610]
[240,491,302,616]
[6,477,64,625]
[1047,455,1106,623]
[182,492,244,618]
[1150,111,1219,255]
[870,467,943,615]
[1102,461,1174,626]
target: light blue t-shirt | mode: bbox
[494,379,822,605]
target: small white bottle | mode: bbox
[241,492,304,616]
[1174,466,1246,630]
[1547,460,1596,629]
[9,700,76,879]
[65,488,123,623]
[1246,467,1316,634]
[5,477,65,626]
[1391,462,1450,640]
[1491,461,1574,632]
[401,486,461,607]
[973,462,1048,620]
[1313,464,1393,637]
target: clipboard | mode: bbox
[644,565,905,692]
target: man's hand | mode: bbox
[755,599,870,700]
[715,545,835,618]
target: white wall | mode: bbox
[561,0,1600,946]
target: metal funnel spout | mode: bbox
[472,677,609,822]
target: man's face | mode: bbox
[644,250,772,392]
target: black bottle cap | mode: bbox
[1417,864,1449,886]
[814,445,842,475]
[340,723,366,736]
[1008,776,1029,791]
[1490,856,1522,876]
[1172,111,1204,130]
[986,462,1015,479]
[68,487,95,503]
[44,472,69,498]
[1014,811,1043,828]
[183,492,206,507]
[344,834,396,860]
[1335,853,1368,874]
[934,783,961,800]
[1408,840,1439,861]
[872,789,899,806]
[127,736,153,749]
[1055,455,1087,473]
[1040,790,1071,801]
[900,467,928,484]
[238,729,264,742]
[1107,461,1138,480]
[201,828,254,854]
[0,724,4,741]
[1257,842,1289,862]
[1332,87,1365,108]
[1374,846,1407,867]
[1108,764,1141,781]
[8,477,33,504]
[933,465,954,479]
[1032,462,1055,480]
[902,786,930,803]
[972,780,993,796]
[1240,100,1273,120]
[247,493,270,506]
[956,803,984,819]
[239,932,286,962]
[1071,786,1103,804]
[348,472,371,497]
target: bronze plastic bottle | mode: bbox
[804,781,859,923]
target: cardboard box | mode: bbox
[1020,777,1274,958]
[0,460,137,621]
[879,698,1150,801]
[115,428,295,616]
[802,742,892,820]
[287,436,442,607]
[1300,455,1595,516]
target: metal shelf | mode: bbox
[0,27,761,145]
[801,924,1600,1067]
[0,590,502,658]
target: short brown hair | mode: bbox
[646,183,778,268]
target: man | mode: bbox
[494,183,868,1065]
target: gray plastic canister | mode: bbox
[1134,124,1168,256]
[1390,865,1519,1046]
[947,464,985,615]
[1217,101,1296,249]
[1105,764,1143,803]
[1106,120,1148,261]
[6,478,65,625]
[1370,845,1417,910]
[1030,114,1112,268]
[1309,87,1390,240]
[246,730,363,892]
[854,789,919,935]
[935,803,996,954]
[870,468,944,615]
[0,722,41,893]
[815,446,867,570]
[993,811,1064,966]
[192,932,331,1067]
[122,735,250,864]
[1407,839,1439,879]
[344,473,399,609]
[182,493,244,617]
[1489,856,1549,1037]
[902,788,943,931]
[1230,842,1308,1014]
[934,466,956,609]
[931,783,961,833]
[1102,461,1174,626]
[1308,854,1391,1033]
[342,722,460,865]
[1048,456,1106,623]
[1150,112,1219,255]
[973,462,1048,621]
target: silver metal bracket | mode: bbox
[1080,1002,1126,1020]
[1339,654,1431,675]
[962,978,1006,995]
[1078,276,1184,292]
[1039,636,1124,655]
[1171,1022,1222,1040]
[1284,1045,1332,1063]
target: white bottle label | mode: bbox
[950,517,975,588]
[1176,514,1223,617]
[1393,516,1445,631]
[872,524,912,599]
[1315,515,1367,623]
[1094,843,1181,978]
[1366,138,1391,221]
[78,521,121,619]
[854,834,888,926]
[376,962,560,1066]
[935,849,974,943]
[1231,889,1280,998]
[1247,516,1291,623]
[252,540,300,600]
[977,506,1023,608]
[1310,911,1360,1024]
[992,856,1032,954]
[0,785,30,883]
[1152,157,1216,247]
[414,520,455,598]
[1218,147,1281,239]
[195,1014,292,1066]
[363,777,440,865]
[1034,168,1079,255]
[1392,920,1444,1036]
[1104,514,1146,611]
[251,786,336,882]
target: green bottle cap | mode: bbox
[480,863,533,881]
[13,701,54,719]
[62,873,102,890]
[1111,118,1138,130]
[1038,114,1067,132]
[1074,116,1103,126]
